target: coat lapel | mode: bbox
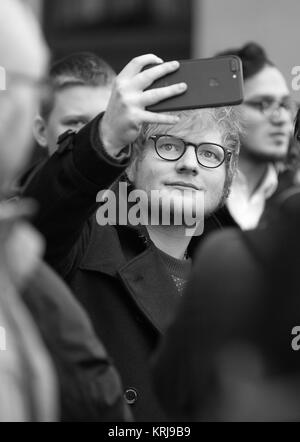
[118,244,180,335]
[79,222,180,335]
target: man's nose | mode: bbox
[269,107,293,126]
[175,145,199,174]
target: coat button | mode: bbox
[124,388,138,405]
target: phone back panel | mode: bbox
[146,56,244,112]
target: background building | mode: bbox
[23,0,300,100]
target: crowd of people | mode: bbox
[1,0,300,422]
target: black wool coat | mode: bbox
[24,114,222,421]
[22,261,130,422]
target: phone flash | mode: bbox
[233,74,237,79]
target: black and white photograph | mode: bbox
[1,0,300,427]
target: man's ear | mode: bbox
[32,115,48,148]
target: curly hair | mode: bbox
[216,42,274,80]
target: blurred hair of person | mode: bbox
[0,0,48,197]
[153,181,300,421]
[0,0,130,422]
[215,42,294,230]
[33,52,116,156]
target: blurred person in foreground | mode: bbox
[0,0,129,422]
[216,42,294,230]
[152,113,300,422]
[0,0,56,421]
[23,53,241,420]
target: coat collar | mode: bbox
[78,221,180,334]
[118,244,181,334]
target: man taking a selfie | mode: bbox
[24,54,241,420]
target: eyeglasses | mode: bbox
[243,96,296,118]
[149,135,231,169]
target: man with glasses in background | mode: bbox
[24,53,241,420]
[216,42,294,230]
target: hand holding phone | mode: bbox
[99,54,187,157]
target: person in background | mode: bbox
[17,52,115,190]
[33,52,115,156]
[216,42,294,230]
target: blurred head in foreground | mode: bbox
[0,0,49,194]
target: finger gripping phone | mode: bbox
[145,56,244,112]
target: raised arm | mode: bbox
[23,54,187,275]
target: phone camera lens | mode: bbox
[230,59,238,73]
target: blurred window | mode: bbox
[44,0,192,72]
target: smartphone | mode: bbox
[145,56,244,112]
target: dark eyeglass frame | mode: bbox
[149,134,232,169]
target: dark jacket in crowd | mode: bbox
[153,187,300,421]
[22,261,131,422]
[23,114,222,421]
[214,205,238,229]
